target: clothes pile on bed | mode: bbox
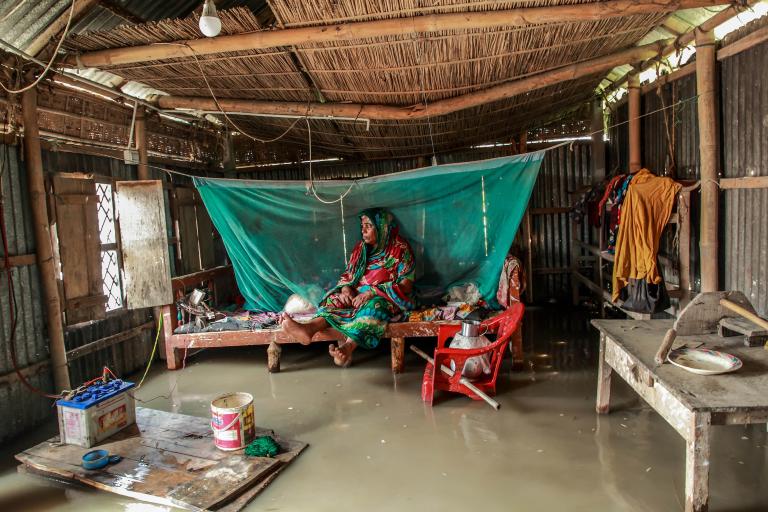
[173,255,526,334]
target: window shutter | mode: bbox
[51,174,106,324]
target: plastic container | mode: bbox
[56,380,136,448]
[211,392,255,451]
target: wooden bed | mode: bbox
[161,266,522,373]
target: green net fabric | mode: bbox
[193,152,543,311]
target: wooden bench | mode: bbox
[160,267,522,373]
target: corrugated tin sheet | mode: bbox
[606,34,768,315]
[721,37,768,316]
[0,143,55,443]
[530,144,591,300]
[641,73,700,180]
[0,0,69,51]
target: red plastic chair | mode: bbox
[421,302,524,405]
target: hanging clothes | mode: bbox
[606,174,634,253]
[496,255,526,308]
[612,169,681,302]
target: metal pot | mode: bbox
[461,320,481,338]
[189,288,206,306]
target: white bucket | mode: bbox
[210,392,255,451]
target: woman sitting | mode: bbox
[282,208,415,366]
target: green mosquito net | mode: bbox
[193,151,543,311]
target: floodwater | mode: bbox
[1,307,766,511]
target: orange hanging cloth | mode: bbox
[612,169,681,302]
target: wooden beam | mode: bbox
[0,359,51,388]
[720,176,768,189]
[158,41,668,120]
[696,29,719,293]
[628,72,642,172]
[21,87,71,392]
[65,0,724,68]
[716,24,768,61]
[66,321,154,361]
[2,253,37,267]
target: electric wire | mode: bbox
[159,42,308,144]
[0,0,77,94]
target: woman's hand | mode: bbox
[352,290,374,308]
[337,286,355,307]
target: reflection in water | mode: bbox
[2,306,766,511]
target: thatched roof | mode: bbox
[63,2,676,162]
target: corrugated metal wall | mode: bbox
[607,35,768,315]
[530,144,592,299]
[0,146,163,442]
[721,38,768,316]
[0,143,53,442]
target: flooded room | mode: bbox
[0,1,767,511]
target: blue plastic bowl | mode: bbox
[82,450,110,470]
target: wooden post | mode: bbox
[523,209,534,303]
[391,337,405,374]
[685,412,712,512]
[267,341,281,373]
[591,98,606,184]
[628,72,642,173]
[135,107,150,180]
[21,87,71,392]
[596,334,612,414]
[161,305,181,370]
[696,29,719,293]
[679,189,692,302]
[518,131,527,154]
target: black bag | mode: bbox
[620,276,670,314]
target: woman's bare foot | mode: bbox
[281,314,313,345]
[328,340,356,367]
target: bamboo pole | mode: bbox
[20,87,71,392]
[628,73,642,172]
[158,41,668,120]
[696,29,719,293]
[65,0,724,68]
[135,107,150,180]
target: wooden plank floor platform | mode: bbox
[15,407,307,511]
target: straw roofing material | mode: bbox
[65,3,670,161]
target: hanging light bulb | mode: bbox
[199,0,221,38]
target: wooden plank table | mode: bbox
[16,407,307,511]
[592,319,768,512]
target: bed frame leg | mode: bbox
[166,344,181,370]
[391,337,405,374]
[162,305,181,370]
[267,341,281,373]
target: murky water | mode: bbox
[1,307,766,511]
